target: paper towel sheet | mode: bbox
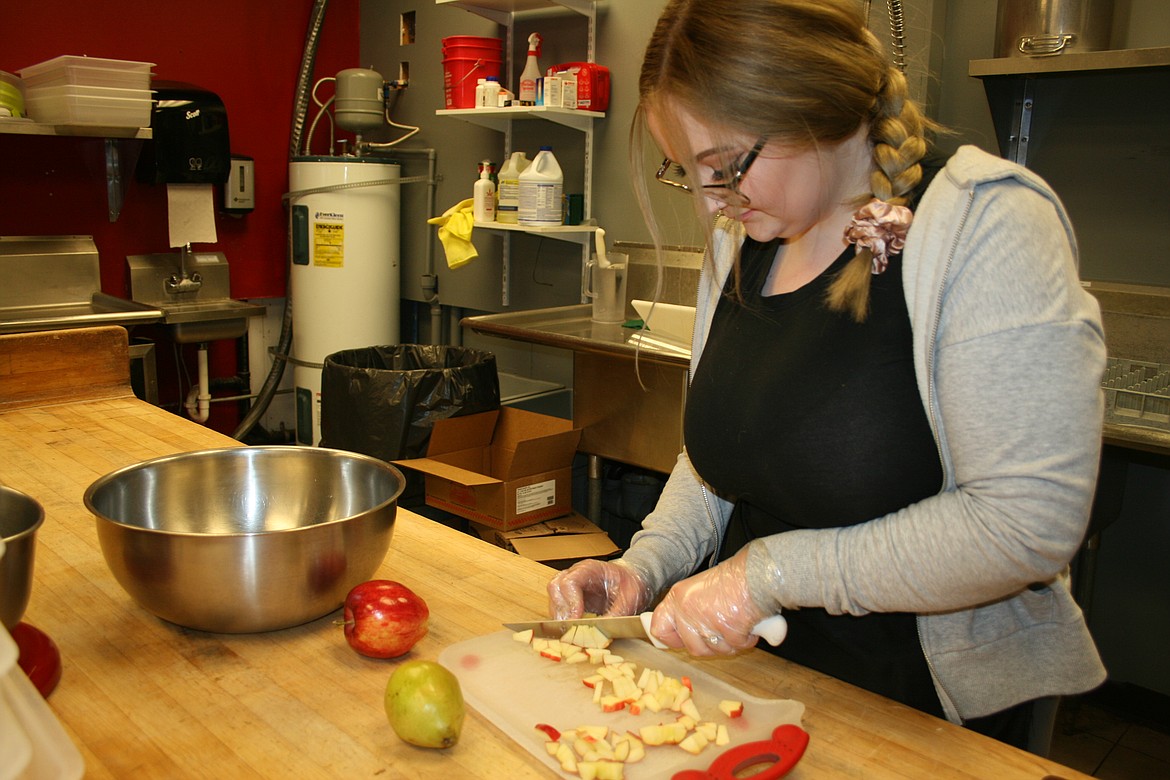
[167,183,218,248]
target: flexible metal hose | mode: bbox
[233,0,329,441]
[863,0,908,73]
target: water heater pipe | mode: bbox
[185,345,212,424]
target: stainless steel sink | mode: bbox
[127,252,264,343]
[0,236,163,334]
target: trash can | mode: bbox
[320,344,500,507]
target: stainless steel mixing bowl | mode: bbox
[84,446,405,633]
[0,485,44,631]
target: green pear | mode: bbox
[384,660,465,749]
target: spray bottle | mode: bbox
[518,33,542,105]
[473,160,497,223]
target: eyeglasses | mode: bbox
[655,137,767,208]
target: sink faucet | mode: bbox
[165,244,203,295]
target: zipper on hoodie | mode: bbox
[916,189,974,723]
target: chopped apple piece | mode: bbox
[599,695,628,713]
[540,646,563,662]
[597,666,622,682]
[602,652,624,666]
[561,625,580,645]
[586,647,608,664]
[680,697,703,722]
[512,628,535,644]
[681,676,693,690]
[670,685,692,712]
[583,674,605,689]
[611,676,641,702]
[718,699,744,718]
[696,722,718,742]
[715,724,730,746]
[612,738,631,762]
[534,723,562,742]
[678,731,709,755]
[532,637,549,653]
[578,760,624,780]
[639,721,688,746]
[636,667,653,690]
[625,736,645,763]
[565,650,590,664]
[618,662,638,679]
[574,625,613,649]
[628,700,642,716]
[556,742,578,774]
[638,693,662,713]
[578,725,610,741]
[592,681,604,705]
[676,714,697,731]
[545,740,560,756]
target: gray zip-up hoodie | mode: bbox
[620,145,1108,722]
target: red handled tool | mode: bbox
[671,724,809,780]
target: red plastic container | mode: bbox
[547,62,610,111]
[441,36,503,109]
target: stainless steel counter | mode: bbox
[463,305,690,476]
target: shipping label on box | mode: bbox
[393,407,581,532]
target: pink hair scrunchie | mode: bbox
[845,198,913,275]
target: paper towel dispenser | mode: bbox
[138,81,231,185]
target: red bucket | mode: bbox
[442,55,502,109]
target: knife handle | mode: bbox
[639,613,788,648]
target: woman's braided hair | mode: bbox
[634,0,936,321]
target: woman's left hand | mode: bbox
[648,546,769,656]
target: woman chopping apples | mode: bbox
[547,0,1107,752]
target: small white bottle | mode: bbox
[518,146,563,226]
[496,151,529,224]
[473,160,497,223]
[474,78,488,108]
[481,77,501,110]
[518,33,542,105]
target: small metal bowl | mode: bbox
[0,485,44,631]
[84,446,405,634]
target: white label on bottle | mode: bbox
[515,479,556,514]
[518,182,563,225]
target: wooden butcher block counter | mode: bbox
[0,328,1090,779]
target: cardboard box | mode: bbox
[394,407,581,531]
[472,513,619,569]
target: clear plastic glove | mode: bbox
[649,547,770,657]
[547,559,654,620]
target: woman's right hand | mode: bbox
[547,560,653,620]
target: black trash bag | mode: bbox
[320,345,500,507]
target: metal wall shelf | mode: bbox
[0,121,151,139]
[969,45,1170,78]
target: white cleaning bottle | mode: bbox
[518,33,542,105]
[496,151,529,224]
[473,160,497,223]
[518,146,563,226]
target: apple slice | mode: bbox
[534,723,562,742]
[678,730,709,755]
[555,742,577,773]
[565,650,590,664]
[586,647,608,664]
[578,725,610,741]
[715,724,730,747]
[680,697,702,723]
[512,628,535,644]
[599,695,628,713]
[718,699,744,718]
[578,760,625,780]
[560,625,581,645]
[545,740,560,756]
[696,722,718,742]
[582,674,605,689]
[625,735,646,763]
[639,721,688,746]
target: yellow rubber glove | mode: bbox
[426,198,477,269]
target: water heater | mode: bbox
[289,156,401,445]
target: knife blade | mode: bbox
[503,613,788,649]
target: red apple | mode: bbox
[342,580,429,658]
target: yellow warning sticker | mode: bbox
[313,222,344,267]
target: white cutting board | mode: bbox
[439,630,804,779]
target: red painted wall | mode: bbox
[0,0,361,434]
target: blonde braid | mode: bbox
[826,66,932,322]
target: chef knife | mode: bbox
[503,613,787,650]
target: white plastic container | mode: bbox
[518,146,563,226]
[0,624,84,779]
[496,151,530,224]
[23,84,152,127]
[18,55,153,91]
[473,161,497,222]
[480,77,501,109]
